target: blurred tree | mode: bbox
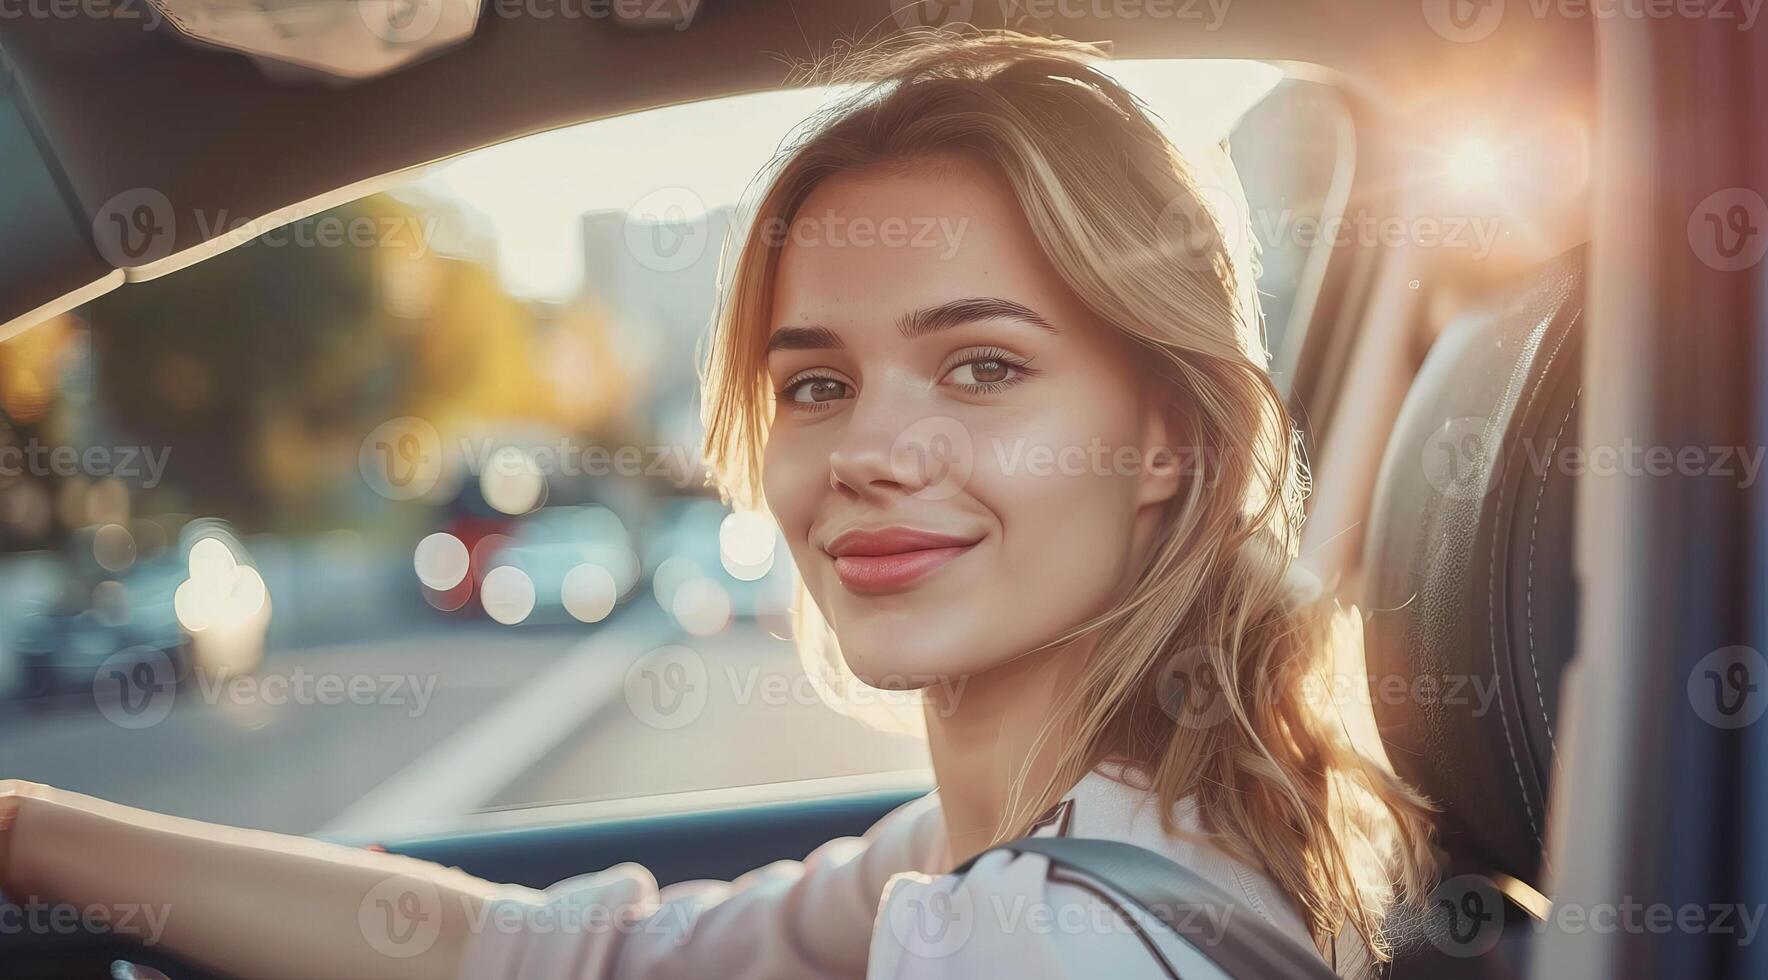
[85,201,379,528]
[80,195,637,533]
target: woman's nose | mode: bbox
[826,389,974,502]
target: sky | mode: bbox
[404,59,1284,302]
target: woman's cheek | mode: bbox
[978,414,1142,600]
[761,437,812,541]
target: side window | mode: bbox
[1231,78,1353,386]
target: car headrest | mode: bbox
[1362,246,1584,889]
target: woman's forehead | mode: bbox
[769,164,1069,332]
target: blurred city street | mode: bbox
[0,600,929,840]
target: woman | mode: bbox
[0,30,1434,979]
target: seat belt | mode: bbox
[953,837,1338,979]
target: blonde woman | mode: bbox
[0,30,1433,979]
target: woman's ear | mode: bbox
[1135,402,1185,509]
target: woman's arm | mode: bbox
[0,779,523,979]
[0,779,944,980]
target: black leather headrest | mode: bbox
[1362,247,1584,889]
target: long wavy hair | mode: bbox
[699,29,1435,966]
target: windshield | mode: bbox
[0,62,1348,840]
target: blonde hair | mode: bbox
[699,29,1435,965]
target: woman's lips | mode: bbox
[824,527,981,595]
[832,545,975,594]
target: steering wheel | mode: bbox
[0,928,231,980]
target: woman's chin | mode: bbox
[836,630,1002,690]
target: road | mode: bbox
[0,607,930,840]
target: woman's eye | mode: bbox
[950,359,1011,385]
[784,377,853,405]
[942,355,1030,389]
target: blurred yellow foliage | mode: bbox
[0,313,74,424]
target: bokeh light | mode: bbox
[672,576,731,636]
[481,446,546,516]
[175,538,268,633]
[93,522,137,573]
[413,531,471,591]
[718,511,776,582]
[480,564,536,625]
[561,562,617,623]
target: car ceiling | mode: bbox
[0,0,1594,340]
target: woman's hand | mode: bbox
[0,779,53,895]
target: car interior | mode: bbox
[1,2,1762,979]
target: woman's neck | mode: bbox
[922,634,1096,867]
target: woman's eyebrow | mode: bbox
[764,325,845,353]
[899,297,1056,338]
[764,297,1055,354]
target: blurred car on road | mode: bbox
[11,522,270,700]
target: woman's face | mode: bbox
[762,157,1182,687]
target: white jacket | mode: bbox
[457,767,1329,978]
